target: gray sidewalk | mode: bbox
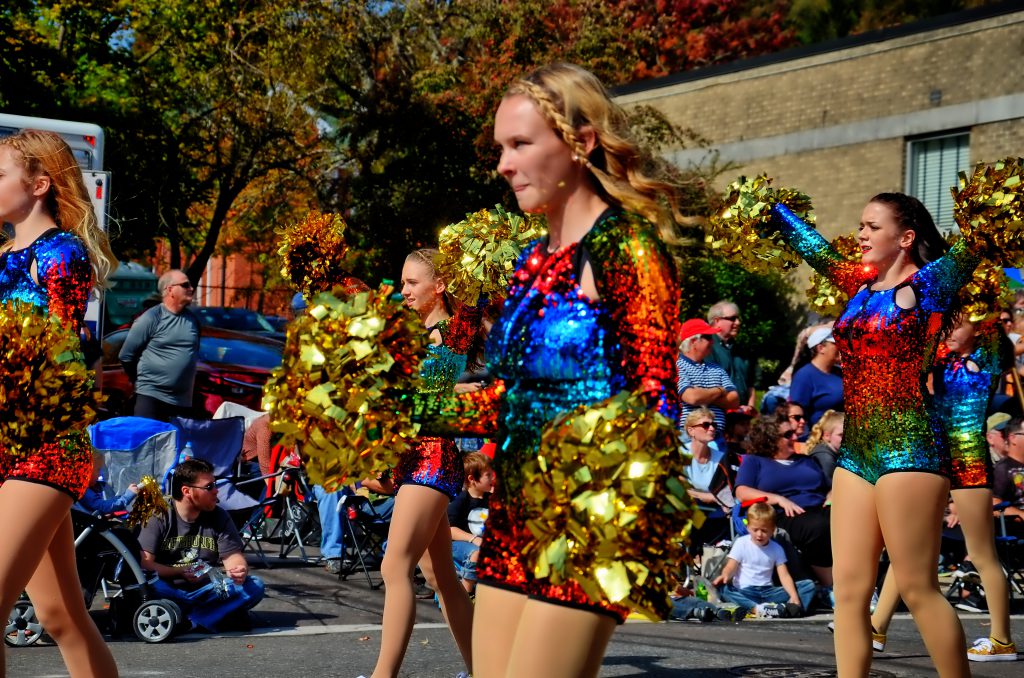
[7,553,1023,677]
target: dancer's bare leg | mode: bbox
[871,563,900,635]
[951,487,1012,645]
[472,584,528,678]
[505,598,616,678]
[418,506,473,670]
[831,469,884,675]
[877,473,969,678]
[371,484,462,678]
[0,481,118,678]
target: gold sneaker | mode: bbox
[967,636,1018,662]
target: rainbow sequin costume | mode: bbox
[774,204,979,483]
[0,228,94,498]
[394,304,481,499]
[445,208,681,621]
[933,322,1006,490]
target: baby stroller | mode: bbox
[5,509,186,646]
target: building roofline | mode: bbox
[612,0,1022,97]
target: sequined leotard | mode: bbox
[464,208,680,621]
[0,228,94,498]
[394,305,481,499]
[933,323,1006,490]
[774,204,979,483]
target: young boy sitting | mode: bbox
[447,452,495,593]
[712,501,817,618]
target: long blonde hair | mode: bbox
[0,130,117,287]
[805,410,844,450]
[505,63,683,239]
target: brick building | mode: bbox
[616,2,1023,249]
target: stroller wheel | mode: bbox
[132,599,178,643]
[5,600,43,647]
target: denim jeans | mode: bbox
[312,485,395,559]
[717,579,817,614]
[151,575,265,631]
[451,540,480,581]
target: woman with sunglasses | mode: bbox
[682,407,735,556]
[0,130,119,676]
[735,416,833,587]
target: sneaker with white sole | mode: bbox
[967,636,1018,662]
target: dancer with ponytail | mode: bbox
[364,249,478,678]
[0,130,119,677]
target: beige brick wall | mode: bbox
[973,120,1024,165]
[621,13,1024,143]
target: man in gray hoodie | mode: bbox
[119,269,200,421]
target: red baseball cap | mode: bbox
[678,318,719,343]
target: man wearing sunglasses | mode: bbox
[993,418,1024,538]
[119,268,201,421]
[707,300,758,409]
[138,458,265,631]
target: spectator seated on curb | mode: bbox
[137,458,264,632]
[448,452,495,594]
[713,501,817,619]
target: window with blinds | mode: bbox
[906,133,970,234]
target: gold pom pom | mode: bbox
[263,283,427,491]
[437,205,545,304]
[806,234,861,317]
[705,175,813,273]
[126,476,168,528]
[520,391,703,621]
[0,301,100,456]
[953,157,1024,265]
[959,257,1012,324]
[278,211,356,297]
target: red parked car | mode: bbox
[100,326,283,418]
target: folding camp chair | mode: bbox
[168,416,287,566]
[245,445,319,564]
[89,417,179,496]
[336,491,391,589]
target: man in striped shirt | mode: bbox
[677,318,740,449]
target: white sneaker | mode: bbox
[967,636,1018,662]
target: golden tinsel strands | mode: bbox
[278,211,354,298]
[0,301,100,455]
[437,204,545,304]
[705,175,814,273]
[520,390,703,621]
[262,283,427,491]
[952,157,1024,265]
[126,475,168,528]
[806,234,861,318]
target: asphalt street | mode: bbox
[7,552,1023,677]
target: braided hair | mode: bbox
[505,63,683,240]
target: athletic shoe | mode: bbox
[754,603,787,619]
[955,591,988,613]
[716,603,744,622]
[967,636,1018,662]
[827,621,886,652]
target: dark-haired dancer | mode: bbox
[0,130,119,677]
[772,193,978,676]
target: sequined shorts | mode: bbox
[393,437,463,500]
[0,439,93,500]
[949,446,992,490]
[837,443,950,485]
[476,493,630,624]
